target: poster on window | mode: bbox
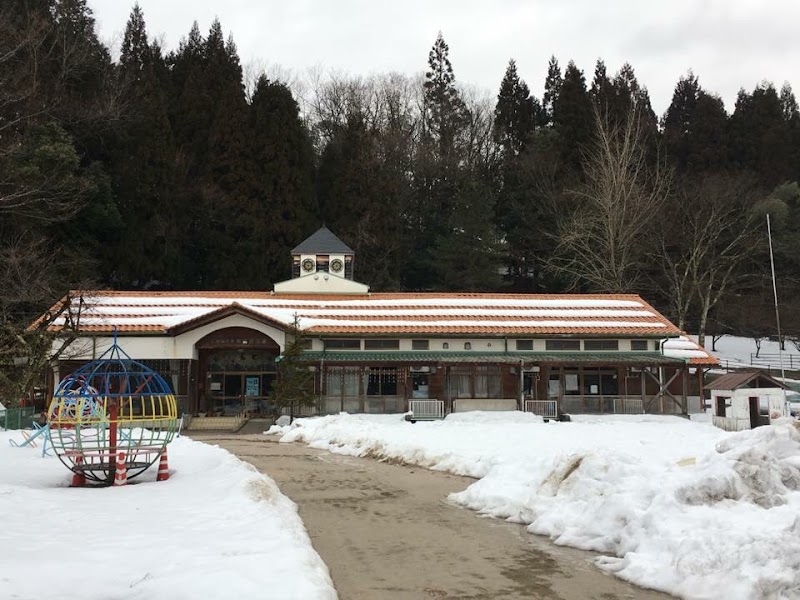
[245,376,260,396]
[565,374,579,392]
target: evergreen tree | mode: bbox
[109,4,177,287]
[663,72,700,171]
[120,4,148,74]
[780,82,799,121]
[689,91,729,172]
[493,59,537,156]
[589,59,614,112]
[552,60,593,172]
[729,83,791,187]
[270,316,315,422]
[423,32,470,159]
[610,63,658,135]
[409,33,500,290]
[779,83,800,181]
[542,56,562,126]
[250,76,318,286]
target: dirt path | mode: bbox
[191,433,671,600]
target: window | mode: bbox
[442,342,449,349]
[325,367,360,397]
[631,340,649,351]
[324,339,360,350]
[316,254,329,272]
[473,366,501,398]
[545,339,581,351]
[412,339,429,350]
[464,342,472,350]
[364,339,400,350]
[344,255,353,279]
[564,371,580,395]
[516,340,533,351]
[584,340,619,351]
[366,368,399,396]
[447,366,501,398]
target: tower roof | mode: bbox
[291,227,354,255]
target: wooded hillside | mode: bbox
[3,1,800,346]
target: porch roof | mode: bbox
[298,350,687,366]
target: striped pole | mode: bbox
[71,454,86,487]
[156,448,170,482]
[113,451,127,487]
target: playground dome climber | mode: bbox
[48,331,178,485]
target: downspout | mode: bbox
[658,337,669,412]
[319,350,325,412]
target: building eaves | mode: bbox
[298,350,686,366]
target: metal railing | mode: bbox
[408,400,444,420]
[558,396,647,415]
[612,398,644,414]
[750,353,800,371]
[524,400,558,418]
[2,407,36,430]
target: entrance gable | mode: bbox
[174,314,286,358]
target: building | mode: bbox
[40,228,717,421]
[708,371,789,431]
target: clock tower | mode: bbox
[273,227,369,294]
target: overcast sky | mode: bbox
[89,0,800,117]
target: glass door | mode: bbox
[206,350,277,415]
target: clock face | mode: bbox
[330,258,344,273]
[302,258,315,272]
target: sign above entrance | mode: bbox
[195,326,281,352]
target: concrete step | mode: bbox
[236,418,274,435]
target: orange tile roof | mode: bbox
[40,290,678,336]
[35,289,719,365]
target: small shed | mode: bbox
[708,371,788,432]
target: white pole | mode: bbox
[767,214,788,417]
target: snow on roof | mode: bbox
[39,290,724,346]
[40,291,719,364]
[663,335,718,366]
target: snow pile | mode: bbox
[273,412,800,599]
[0,433,335,600]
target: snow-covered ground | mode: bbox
[704,335,800,372]
[270,412,800,600]
[0,433,336,600]
[4,333,796,600]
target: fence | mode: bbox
[612,398,644,414]
[408,400,444,420]
[750,353,800,371]
[2,407,36,430]
[524,400,558,418]
[558,396,648,415]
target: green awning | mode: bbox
[298,350,685,366]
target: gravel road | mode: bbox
[191,433,671,600]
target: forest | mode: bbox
[2,0,800,377]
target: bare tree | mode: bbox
[656,175,760,345]
[0,231,95,407]
[550,106,671,292]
